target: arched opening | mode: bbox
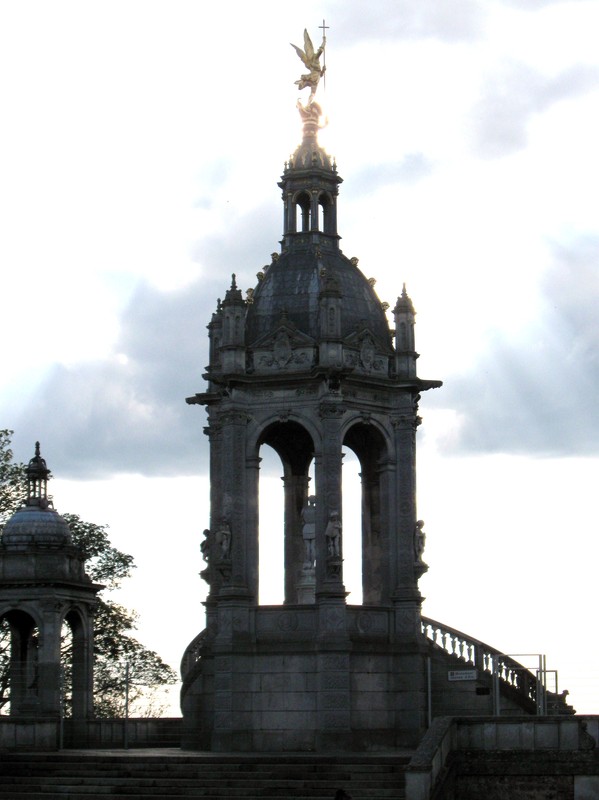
[343,422,389,605]
[62,608,90,719]
[61,617,73,717]
[341,447,362,603]
[0,610,40,715]
[319,193,334,235]
[0,617,10,714]
[257,420,315,605]
[258,444,284,604]
[295,192,311,233]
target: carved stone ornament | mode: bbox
[273,331,292,367]
[319,401,345,419]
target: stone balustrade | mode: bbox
[422,616,540,709]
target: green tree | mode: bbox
[0,429,26,525]
[0,430,177,716]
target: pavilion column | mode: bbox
[214,410,252,601]
[391,400,423,638]
[70,609,95,720]
[315,401,346,599]
[37,603,63,717]
[283,471,310,604]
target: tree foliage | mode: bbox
[0,430,177,717]
[0,430,26,525]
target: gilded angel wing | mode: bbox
[303,29,315,61]
[290,41,309,68]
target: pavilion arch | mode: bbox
[342,418,394,605]
[62,605,94,718]
[255,419,316,604]
[294,191,312,233]
[0,608,41,715]
[318,191,335,235]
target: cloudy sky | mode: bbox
[1,0,598,714]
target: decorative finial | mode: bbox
[26,441,50,507]
[231,274,237,289]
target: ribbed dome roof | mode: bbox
[246,247,392,351]
[2,505,72,550]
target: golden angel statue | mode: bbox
[290,28,326,103]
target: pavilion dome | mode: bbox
[245,247,393,351]
[1,505,72,550]
[0,442,72,550]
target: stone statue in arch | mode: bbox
[325,511,341,558]
[215,520,231,560]
[301,495,316,568]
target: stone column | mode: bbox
[70,608,95,719]
[37,601,63,717]
[315,400,346,599]
[391,399,423,636]
[283,472,310,604]
[245,454,261,604]
[216,410,252,601]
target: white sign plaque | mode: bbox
[448,669,478,682]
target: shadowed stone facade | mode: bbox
[181,98,442,751]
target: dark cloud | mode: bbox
[9,205,280,479]
[433,236,599,456]
[471,62,599,158]
[329,0,485,43]
[351,153,435,193]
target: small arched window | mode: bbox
[295,192,311,232]
[319,193,334,234]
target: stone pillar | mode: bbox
[245,454,261,604]
[315,401,346,599]
[216,410,252,601]
[37,603,63,717]
[70,608,95,719]
[391,399,422,635]
[283,472,310,604]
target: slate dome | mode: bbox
[2,505,72,550]
[1,442,72,550]
[246,248,393,350]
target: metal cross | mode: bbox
[319,19,329,89]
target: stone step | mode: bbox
[0,753,407,800]
[0,790,405,800]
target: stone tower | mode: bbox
[0,444,100,720]
[181,50,442,750]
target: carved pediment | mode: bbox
[343,326,389,374]
[252,322,316,372]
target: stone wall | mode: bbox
[0,717,182,751]
[406,716,599,800]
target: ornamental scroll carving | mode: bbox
[319,401,345,419]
